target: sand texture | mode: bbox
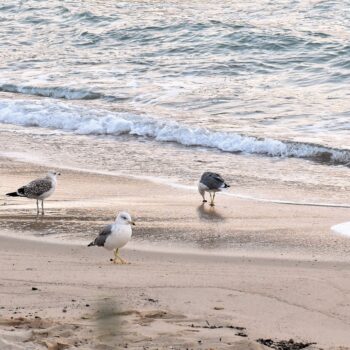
[0,157,349,349]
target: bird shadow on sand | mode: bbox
[196,204,225,222]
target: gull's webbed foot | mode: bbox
[117,255,129,264]
[113,249,130,264]
[112,258,123,264]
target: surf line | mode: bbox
[224,192,350,209]
[136,177,350,209]
[1,152,349,209]
[119,175,350,209]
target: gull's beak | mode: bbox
[129,220,136,226]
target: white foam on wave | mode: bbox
[0,98,349,164]
[331,222,350,237]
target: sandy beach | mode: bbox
[0,156,349,349]
[1,1,350,348]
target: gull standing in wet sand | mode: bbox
[198,172,230,206]
[6,171,61,215]
[88,212,136,264]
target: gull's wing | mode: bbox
[92,224,113,247]
[200,172,227,190]
[18,177,53,198]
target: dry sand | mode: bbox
[0,156,349,349]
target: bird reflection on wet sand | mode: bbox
[196,204,225,222]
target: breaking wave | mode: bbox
[0,84,103,100]
[0,99,349,166]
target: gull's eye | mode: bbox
[122,216,127,220]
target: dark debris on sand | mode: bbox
[190,322,248,337]
[146,298,158,303]
[257,338,316,350]
[191,323,246,331]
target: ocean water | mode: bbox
[0,0,349,199]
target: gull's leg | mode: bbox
[202,192,207,203]
[36,200,39,216]
[113,249,122,264]
[210,192,215,207]
[115,248,129,264]
[113,249,119,264]
[41,200,44,215]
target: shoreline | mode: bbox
[1,121,349,206]
[1,150,350,209]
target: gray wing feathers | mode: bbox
[200,172,226,190]
[93,224,113,247]
[20,178,52,198]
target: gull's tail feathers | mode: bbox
[87,241,95,247]
[7,187,26,197]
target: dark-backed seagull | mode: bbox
[88,212,135,264]
[198,172,230,206]
[6,171,60,215]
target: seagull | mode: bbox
[198,172,230,206]
[88,212,136,264]
[6,171,61,215]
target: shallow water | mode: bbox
[0,1,349,163]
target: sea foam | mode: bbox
[0,99,349,165]
[331,222,350,238]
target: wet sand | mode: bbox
[0,156,350,349]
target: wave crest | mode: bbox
[0,99,349,166]
[0,84,102,100]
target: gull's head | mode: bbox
[116,211,136,226]
[47,170,61,179]
[197,181,206,197]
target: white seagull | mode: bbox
[198,172,230,206]
[88,212,135,264]
[6,171,60,215]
